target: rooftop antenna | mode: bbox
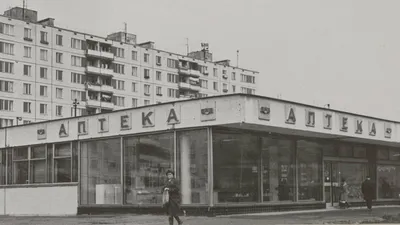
[237,50,239,67]
[186,38,189,56]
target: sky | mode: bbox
[2,0,400,120]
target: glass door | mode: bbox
[324,161,340,207]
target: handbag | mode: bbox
[162,189,169,205]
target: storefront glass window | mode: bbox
[0,149,6,185]
[213,129,260,203]
[338,162,368,202]
[389,149,400,161]
[377,165,400,199]
[54,143,71,183]
[353,146,367,158]
[338,144,353,157]
[261,137,295,202]
[123,133,174,204]
[378,149,389,160]
[80,138,121,205]
[177,129,208,204]
[297,140,323,201]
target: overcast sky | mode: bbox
[2,0,400,120]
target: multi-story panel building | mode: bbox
[0,7,258,127]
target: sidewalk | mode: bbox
[0,206,399,225]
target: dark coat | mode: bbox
[162,178,183,216]
[361,179,374,200]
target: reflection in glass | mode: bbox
[261,137,295,202]
[338,162,368,202]
[54,143,71,183]
[377,165,400,199]
[80,138,121,205]
[176,129,208,204]
[297,140,323,201]
[123,133,174,204]
[213,130,260,203]
[13,147,29,184]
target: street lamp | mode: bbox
[72,99,79,117]
[16,117,22,126]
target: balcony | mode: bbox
[86,49,115,60]
[86,66,114,77]
[86,99,114,110]
[178,68,201,78]
[85,83,114,94]
[178,82,200,92]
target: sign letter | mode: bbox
[142,111,153,127]
[167,108,178,124]
[355,119,363,134]
[59,123,68,137]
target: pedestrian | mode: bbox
[162,170,183,225]
[339,178,350,209]
[361,176,374,212]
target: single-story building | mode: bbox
[0,94,399,216]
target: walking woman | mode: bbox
[163,170,183,225]
[339,178,350,209]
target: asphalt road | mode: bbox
[0,206,398,225]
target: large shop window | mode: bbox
[339,162,368,202]
[261,137,296,202]
[297,140,323,201]
[176,129,208,204]
[377,148,400,199]
[123,133,174,205]
[213,130,261,203]
[80,138,121,205]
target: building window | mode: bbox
[112,96,125,107]
[156,56,162,65]
[56,34,63,46]
[144,53,149,63]
[56,52,63,63]
[40,67,48,79]
[23,102,31,113]
[112,80,125,90]
[23,120,31,124]
[71,56,86,67]
[223,83,228,91]
[232,85,236,93]
[144,100,150,105]
[23,65,31,76]
[0,23,14,35]
[167,58,177,68]
[40,85,48,97]
[156,71,162,81]
[156,86,162,95]
[144,69,150,79]
[0,80,13,93]
[23,83,31,95]
[213,82,218,91]
[132,51,137,60]
[39,103,47,115]
[132,98,138,107]
[56,70,63,81]
[131,82,137,92]
[232,72,236,80]
[213,68,218,77]
[241,87,255,94]
[40,49,48,61]
[144,84,151,95]
[167,73,178,83]
[54,143,78,183]
[56,105,63,116]
[0,61,14,74]
[0,41,14,55]
[113,63,125,74]
[80,139,121,205]
[71,73,86,84]
[71,38,85,50]
[167,88,178,98]
[71,90,86,101]
[132,66,138,76]
[24,46,31,58]
[40,31,48,44]
[114,47,124,58]
[24,28,32,40]
[0,118,13,128]
[56,88,63,99]
[241,74,256,84]
[200,79,208,89]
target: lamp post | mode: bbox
[72,98,79,117]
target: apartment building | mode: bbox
[0,6,258,127]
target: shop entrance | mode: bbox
[324,161,340,207]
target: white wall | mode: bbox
[0,185,78,216]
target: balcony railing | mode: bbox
[178,68,201,78]
[178,81,200,92]
[86,49,114,60]
[86,66,114,77]
[86,99,114,110]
